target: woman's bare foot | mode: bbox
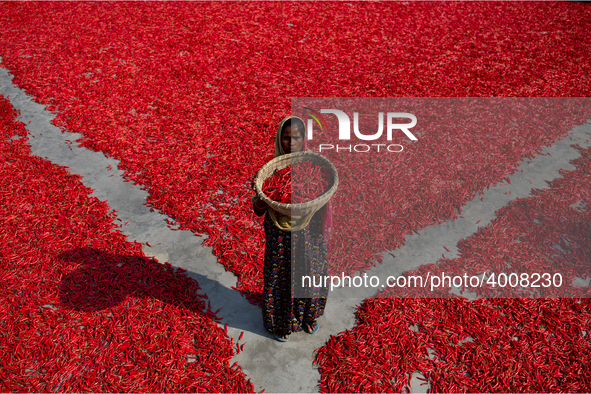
[274,332,289,341]
[304,322,317,334]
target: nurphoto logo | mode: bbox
[303,107,418,153]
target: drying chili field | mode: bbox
[0,94,254,392]
[1,1,591,393]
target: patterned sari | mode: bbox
[260,207,328,337]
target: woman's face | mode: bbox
[281,126,303,154]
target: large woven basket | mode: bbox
[254,151,339,216]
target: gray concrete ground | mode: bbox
[2,65,590,393]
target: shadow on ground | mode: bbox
[56,247,268,336]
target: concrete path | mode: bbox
[2,65,590,393]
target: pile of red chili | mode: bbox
[314,143,591,393]
[0,95,254,393]
[262,161,331,204]
[315,298,591,393]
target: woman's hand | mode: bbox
[253,197,268,216]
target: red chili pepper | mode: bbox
[262,161,330,204]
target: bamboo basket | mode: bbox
[254,151,339,216]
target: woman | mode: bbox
[252,116,331,342]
